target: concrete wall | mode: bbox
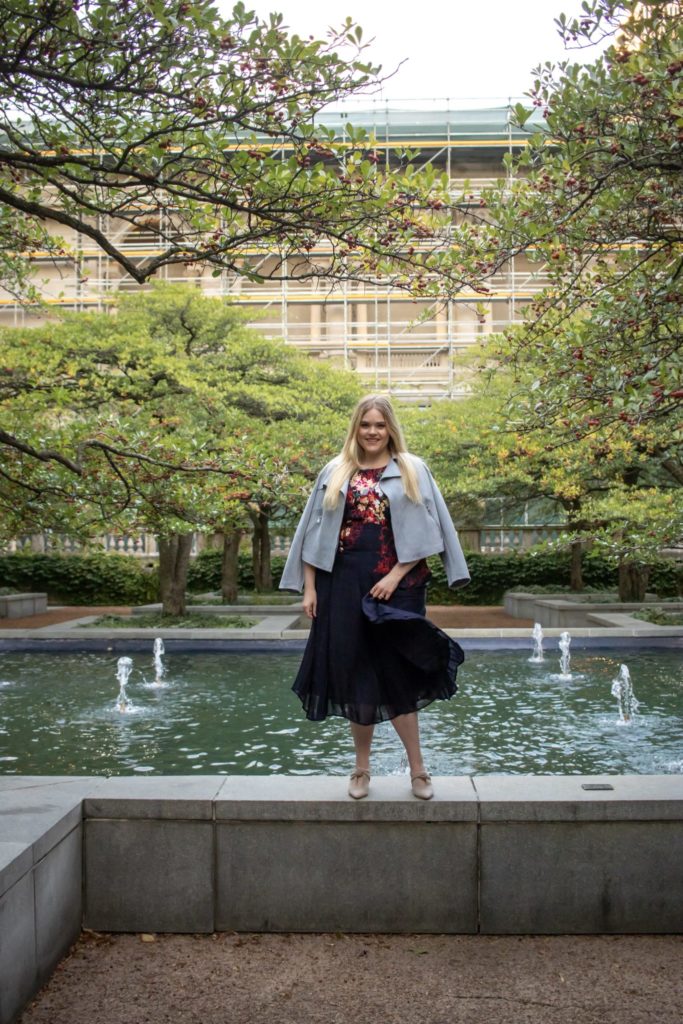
[0,594,47,619]
[2,774,683,1022]
[503,592,683,629]
[0,778,96,1024]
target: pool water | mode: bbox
[0,649,681,777]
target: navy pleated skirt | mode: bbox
[292,527,464,725]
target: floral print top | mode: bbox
[338,466,430,586]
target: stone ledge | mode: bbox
[84,775,227,819]
[0,777,101,863]
[473,775,683,821]
[215,774,478,821]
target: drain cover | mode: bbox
[581,783,615,791]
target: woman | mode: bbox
[280,395,469,800]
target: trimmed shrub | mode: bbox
[0,552,159,604]
[187,550,287,593]
[426,550,682,605]
[13,546,673,608]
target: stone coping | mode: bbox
[0,776,102,897]
[3,772,682,832]
[0,620,681,646]
[1,635,682,657]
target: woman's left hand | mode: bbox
[369,570,401,602]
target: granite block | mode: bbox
[480,820,683,933]
[34,826,82,984]
[0,842,32,899]
[216,820,477,933]
[84,819,214,932]
[0,872,36,1024]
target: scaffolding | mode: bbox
[0,103,550,400]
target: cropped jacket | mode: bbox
[279,455,470,593]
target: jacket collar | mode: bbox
[319,455,402,492]
[377,457,402,480]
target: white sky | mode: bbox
[219,0,612,105]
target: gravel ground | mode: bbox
[20,931,683,1024]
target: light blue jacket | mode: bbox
[279,455,470,592]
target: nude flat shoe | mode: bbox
[411,771,434,800]
[348,768,371,799]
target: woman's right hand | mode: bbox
[303,586,317,619]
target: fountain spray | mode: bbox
[611,664,640,724]
[153,638,165,683]
[115,656,133,712]
[529,623,544,663]
[558,631,572,680]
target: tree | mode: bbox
[466,0,682,458]
[0,0,474,299]
[0,284,361,611]
[442,0,682,585]
[404,354,682,599]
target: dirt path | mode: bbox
[20,931,683,1024]
[0,607,131,629]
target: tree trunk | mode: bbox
[221,530,242,603]
[256,511,272,591]
[618,560,650,602]
[249,511,261,592]
[250,511,272,592]
[569,538,584,591]
[157,533,193,615]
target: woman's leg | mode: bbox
[350,721,375,770]
[390,712,425,775]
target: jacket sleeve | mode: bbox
[279,470,324,593]
[425,465,471,589]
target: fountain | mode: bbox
[1,645,680,776]
[611,664,640,724]
[153,637,166,684]
[558,630,572,680]
[528,623,544,663]
[115,656,133,712]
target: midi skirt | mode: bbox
[292,525,464,725]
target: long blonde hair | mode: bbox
[323,395,422,509]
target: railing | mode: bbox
[479,526,561,553]
[5,534,162,559]
[4,528,560,560]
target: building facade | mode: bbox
[0,103,548,402]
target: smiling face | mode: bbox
[356,406,391,464]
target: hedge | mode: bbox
[0,552,159,604]
[192,546,681,604]
[187,550,286,592]
[2,548,679,607]
[425,550,683,605]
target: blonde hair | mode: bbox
[323,395,422,509]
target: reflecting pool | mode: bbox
[0,649,681,776]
